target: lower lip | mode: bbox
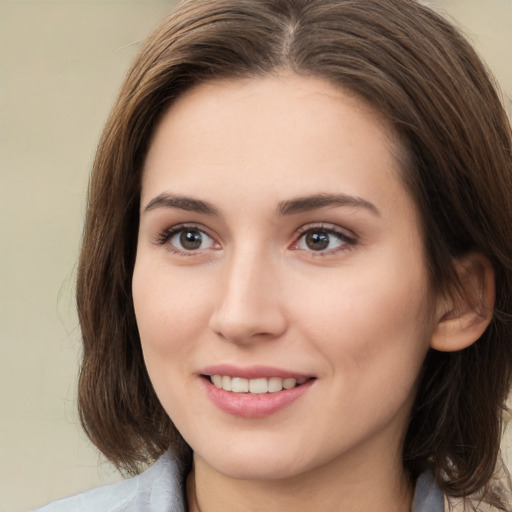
[202,378,314,418]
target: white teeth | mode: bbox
[249,378,268,394]
[210,375,304,394]
[282,378,296,389]
[231,377,249,393]
[268,377,283,392]
[221,375,232,391]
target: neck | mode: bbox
[186,448,413,512]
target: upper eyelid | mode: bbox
[161,222,213,236]
[295,222,357,239]
[291,224,358,255]
[153,223,216,245]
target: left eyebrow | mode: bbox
[143,193,219,215]
[277,193,381,216]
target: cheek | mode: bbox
[131,260,213,427]
[307,277,433,435]
[291,247,434,378]
[132,259,212,363]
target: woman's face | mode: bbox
[133,74,440,482]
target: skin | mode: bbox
[132,73,444,512]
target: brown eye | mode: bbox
[305,231,330,251]
[179,230,203,250]
[296,227,352,254]
[167,228,215,252]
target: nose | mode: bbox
[208,249,288,344]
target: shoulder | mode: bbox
[32,452,186,512]
[416,465,512,512]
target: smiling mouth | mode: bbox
[207,375,311,394]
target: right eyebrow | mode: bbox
[143,193,219,216]
[276,193,380,217]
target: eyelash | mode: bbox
[153,223,357,257]
[291,224,357,257]
[153,224,219,256]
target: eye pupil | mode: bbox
[180,230,202,250]
[305,231,330,251]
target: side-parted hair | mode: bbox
[77,0,512,507]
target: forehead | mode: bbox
[141,73,412,219]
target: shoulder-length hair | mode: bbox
[77,0,512,506]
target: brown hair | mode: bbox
[77,0,512,506]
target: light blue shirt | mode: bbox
[34,451,445,512]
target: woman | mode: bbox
[36,0,512,510]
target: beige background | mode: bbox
[0,1,510,511]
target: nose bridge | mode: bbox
[209,243,286,343]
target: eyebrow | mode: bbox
[277,193,380,216]
[143,192,380,217]
[143,193,219,215]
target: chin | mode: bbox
[204,456,306,482]
[191,436,326,482]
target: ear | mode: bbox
[430,253,495,352]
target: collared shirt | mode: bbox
[34,451,445,512]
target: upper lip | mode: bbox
[200,364,314,380]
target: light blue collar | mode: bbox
[412,471,445,512]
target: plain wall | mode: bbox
[0,1,510,511]
[0,2,176,511]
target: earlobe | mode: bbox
[430,253,495,352]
